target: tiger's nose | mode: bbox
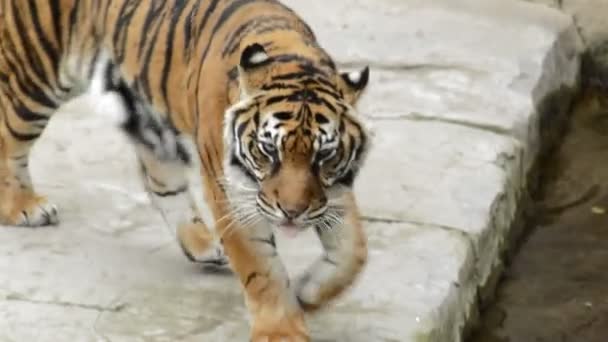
[278,202,308,219]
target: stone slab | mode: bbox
[355,119,523,294]
[357,119,520,230]
[283,0,576,67]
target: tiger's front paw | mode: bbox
[294,273,324,312]
[251,310,309,342]
[177,220,230,268]
[0,189,59,227]
[294,270,348,313]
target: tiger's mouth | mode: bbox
[277,220,304,238]
[255,205,313,238]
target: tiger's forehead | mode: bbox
[258,103,338,142]
[282,129,314,155]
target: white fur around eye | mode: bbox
[347,71,362,84]
[249,51,269,65]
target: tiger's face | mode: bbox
[223,43,370,237]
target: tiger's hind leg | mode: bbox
[0,93,59,227]
[0,82,59,227]
[108,76,228,266]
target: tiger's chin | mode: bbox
[276,220,308,239]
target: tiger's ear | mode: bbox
[238,43,272,96]
[337,66,370,105]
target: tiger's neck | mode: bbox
[186,1,338,127]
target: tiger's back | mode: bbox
[1,0,318,129]
[0,1,371,340]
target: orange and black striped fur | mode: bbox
[0,0,371,340]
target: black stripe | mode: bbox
[139,3,168,101]
[257,194,274,210]
[253,22,294,36]
[273,111,292,120]
[195,0,272,118]
[298,60,330,78]
[272,61,331,81]
[3,50,29,90]
[13,101,50,122]
[184,0,219,61]
[99,0,113,38]
[7,61,57,109]
[265,95,289,106]
[245,272,259,287]
[3,47,53,103]
[48,0,71,93]
[230,155,257,183]
[227,66,239,80]
[323,255,338,266]
[213,0,268,37]
[10,2,47,85]
[222,15,287,57]
[232,104,256,118]
[343,114,363,133]
[272,71,310,82]
[200,145,219,181]
[261,83,299,91]
[113,0,142,64]
[195,0,221,40]
[337,169,355,186]
[182,1,200,59]
[316,76,338,91]
[271,54,316,66]
[272,1,316,39]
[319,97,337,113]
[49,0,63,50]
[287,90,321,104]
[235,120,249,138]
[66,0,82,53]
[87,49,101,81]
[311,85,341,99]
[320,58,336,70]
[250,234,277,248]
[28,0,59,80]
[222,17,261,57]
[152,185,188,197]
[4,117,41,141]
[160,0,189,110]
[137,1,165,58]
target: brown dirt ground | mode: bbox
[470,88,608,342]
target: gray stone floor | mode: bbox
[0,0,584,341]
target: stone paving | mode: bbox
[0,0,584,341]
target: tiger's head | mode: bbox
[223,43,371,237]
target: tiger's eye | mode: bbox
[260,142,276,155]
[316,148,335,162]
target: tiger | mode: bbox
[0,0,371,340]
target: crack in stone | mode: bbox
[4,293,127,313]
[337,61,486,75]
[369,112,513,137]
[362,215,471,238]
[568,12,587,48]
